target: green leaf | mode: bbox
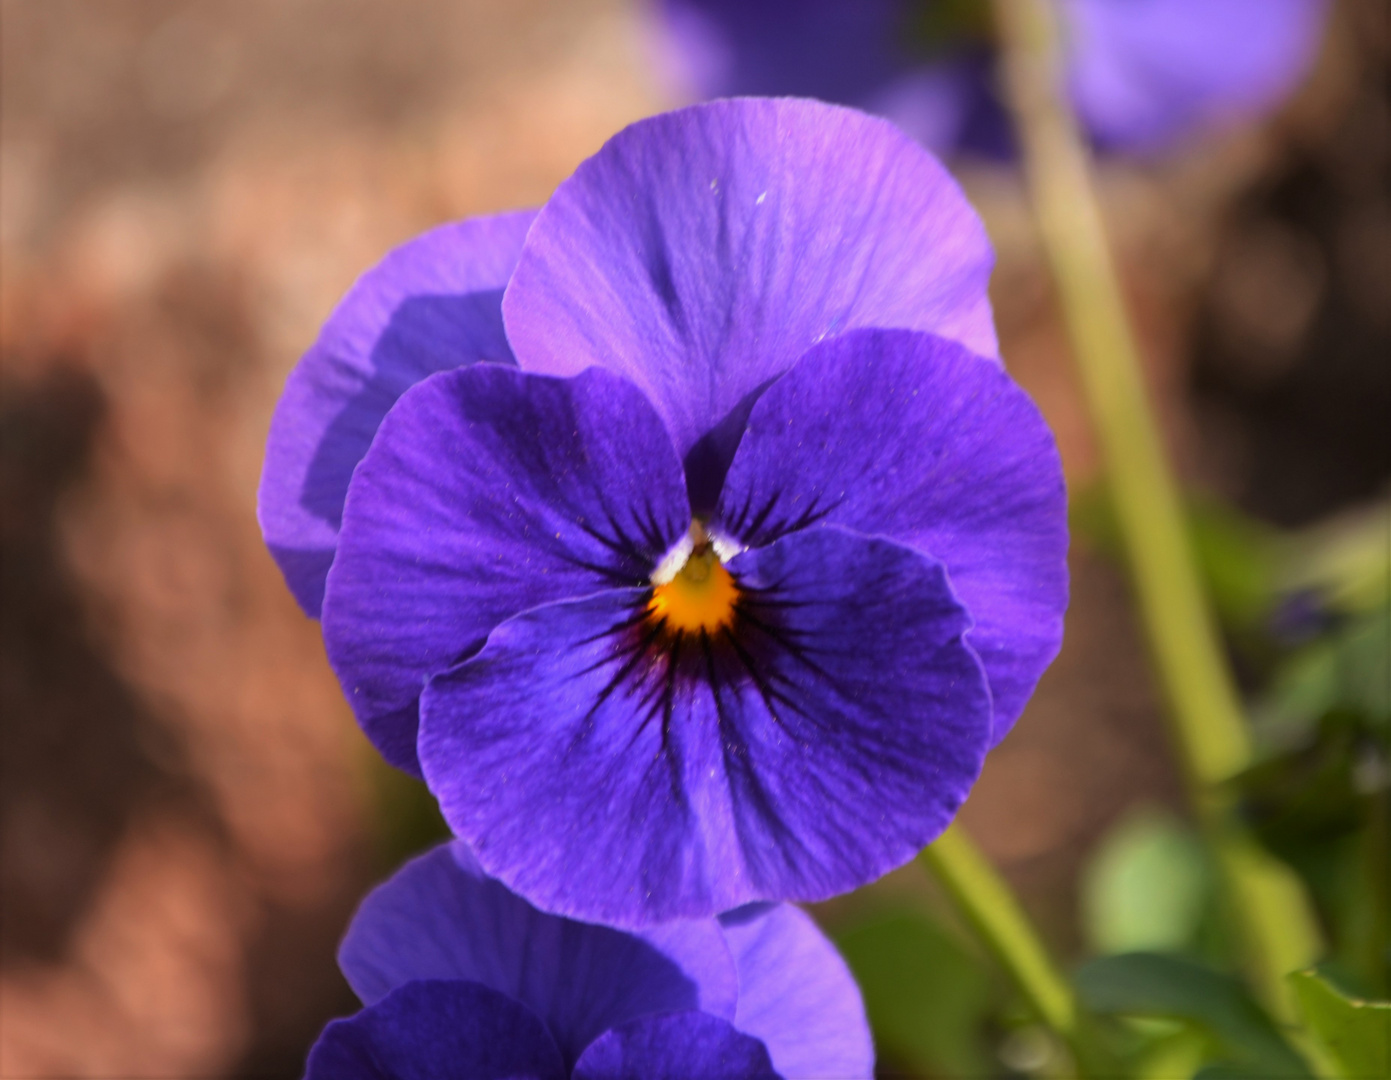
[1289,968,1391,1079]
[836,910,991,1077]
[1075,952,1312,1077]
[1082,808,1210,955]
[1186,497,1280,635]
[1261,611,1391,744]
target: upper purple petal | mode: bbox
[571,1012,780,1080]
[304,979,565,1080]
[419,524,991,927]
[715,329,1068,743]
[501,97,998,501]
[258,211,536,616]
[1063,0,1328,151]
[719,904,874,1079]
[337,842,737,1069]
[321,365,690,774]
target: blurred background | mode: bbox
[0,1,1385,1076]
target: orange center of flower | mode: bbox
[649,524,738,635]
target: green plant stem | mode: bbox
[988,0,1322,1023]
[920,825,1081,1052]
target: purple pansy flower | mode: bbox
[651,0,1328,155]
[305,842,873,1079]
[258,98,1068,927]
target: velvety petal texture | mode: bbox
[720,904,873,1079]
[337,843,736,1067]
[715,328,1068,742]
[1064,0,1329,151]
[259,211,535,615]
[572,1012,781,1080]
[420,524,991,927]
[305,980,566,1080]
[502,97,998,482]
[321,365,690,773]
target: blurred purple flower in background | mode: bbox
[305,842,872,1079]
[259,98,1067,928]
[651,0,1329,155]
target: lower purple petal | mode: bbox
[572,1011,780,1080]
[419,524,991,927]
[304,979,565,1080]
[719,904,874,1078]
[337,843,736,1068]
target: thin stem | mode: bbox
[988,0,1322,1022]
[920,825,1078,1048]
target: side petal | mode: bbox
[304,979,566,1080]
[571,1012,780,1080]
[419,525,992,927]
[715,328,1068,743]
[337,842,736,1068]
[1063,0,1328,151]
[259,210,536,616]
[321,364,690,774]
[719,904,874,1079]
[502,98,998,486]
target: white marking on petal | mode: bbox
[651,531,695,586]
[709,529,745,564]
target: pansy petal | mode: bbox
[719,904,874,1079]
[502,97,998,488]
[420,525,991,927]
[715,329,1067,742]
[338,842,736,1067]
[572,1012,780,1080]
[304,979,565,1080]
[1063,0,1327,151]
[259,211,536,616]
[321,365,690,774]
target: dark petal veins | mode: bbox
[502,98,998,467]
[321,364,690,775]
[715,328,1068,744]
[259,211,535,616]
[718,903,873,1078]
[304,979,565,1080]
[338,842,736,1069]
[418,525,991,927]
[571,1011,781,1080]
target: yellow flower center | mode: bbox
[649,524,738,635]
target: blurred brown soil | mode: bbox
[0,1,1384,1076]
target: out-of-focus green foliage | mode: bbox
[1277,504,1391,620]
[1258,613,1390,745]
[1081,808,1211,956]
[1290,968,1391,1079]
[836,909,993,1078]
[1074,952,1312,1077]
